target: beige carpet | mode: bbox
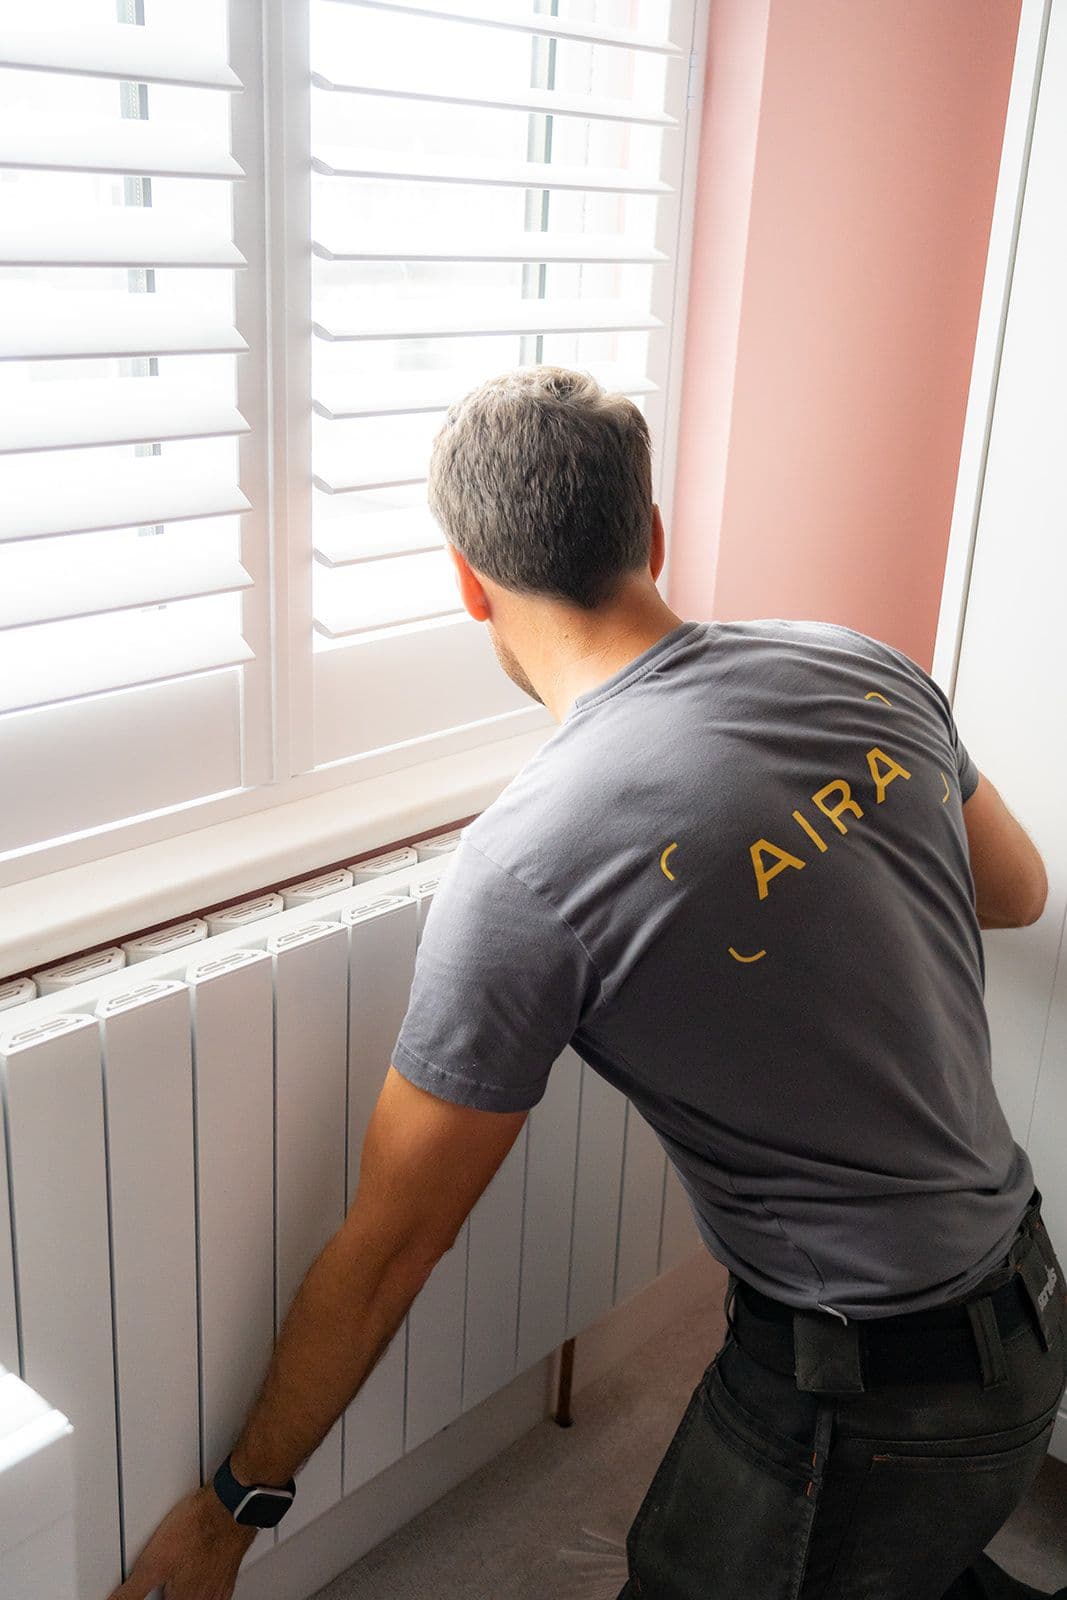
[312,1287,1067,1600]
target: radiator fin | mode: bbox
[96,983,199,1577]
[187,950,276,1567]
[516,1048,582,1372]
[463,1124,526,1411]
[271,922,349,1541]
[0,1019,121,1596]
[342,898,417,1492]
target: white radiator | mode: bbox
[0,838,703,1597]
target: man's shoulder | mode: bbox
[460,727,601,889]
[754,618,932,679]
[747,617,883,654]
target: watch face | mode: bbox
[235,1488,293,1528]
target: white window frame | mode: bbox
[0,0,711,970]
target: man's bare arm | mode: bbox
[111,1069,528,1598]
[963,772,1047,930]
[228,1067,528,1487]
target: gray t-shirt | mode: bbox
[392,618,1034,1319]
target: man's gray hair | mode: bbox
[427,366,653,610]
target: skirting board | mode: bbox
[234,1246,720,1600]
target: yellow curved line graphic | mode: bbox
[940,771,950,804]
[729,947,767,964]
[864,691,892,706]
[660,842,678,881]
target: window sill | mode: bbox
[0,722,555,981]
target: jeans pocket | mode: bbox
[823,1404,1060,1600]
[624,1365,819,1600]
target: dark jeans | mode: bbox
[618,1213,1067,1600]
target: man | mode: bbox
[112,368,1066,1600]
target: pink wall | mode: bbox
[667,0,1021,670]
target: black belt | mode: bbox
[732,1270,1034,1389]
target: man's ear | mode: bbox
[650,504,666,583]
[445,542,491,623]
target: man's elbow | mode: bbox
[979,865,1048,929]
[1019,867,1048,927]
[1014,851,1050,926]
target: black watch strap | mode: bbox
[212,1453,296,1528]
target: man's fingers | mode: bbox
[106,1555,162,1600]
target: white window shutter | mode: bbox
[0,8,256,777]
[0,0,707,878]
[291,0,698,766]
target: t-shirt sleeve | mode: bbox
[828,625,980,803]
[391,838,602,1113]
[889,647,980,803]
[949,714,980,803]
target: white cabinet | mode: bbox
[935,0,1067,1460]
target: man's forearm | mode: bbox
[228,1227,435,1488]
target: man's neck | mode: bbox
[537,599,687,722]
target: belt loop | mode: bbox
[1017,1230,1059,1352]
[793,1310,866,1395]
[966,1296,1008,1388]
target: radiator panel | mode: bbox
[401,878,469,1453]
[0,1016,121,1598]
[404,1220,469,1452]
[342,898,417,1493]
[566,1063,628,1340]
[186,950,276,1567]
[271,922,350,1541]
[615,1103,668,1306]
[97,982,200,1577]
[463,1123,526,1410]
[516,1048,582,1372]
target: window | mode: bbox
[0,0,703,884]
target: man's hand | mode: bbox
[106,1483,256,1600]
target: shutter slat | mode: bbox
[314,296,660,341]
[312,456,427,495]
[312,73,676,127]
[0,119,244,180]
[0,212,246,269]
[0,608,253,717]
[314,550,460,639]
[313,508,442,567]
[322,0,681,54]
[0,382,249,455]
[311,146,670,194]
[1,546,253,630]
[0,293,248,361]
[0,458,250,543]
[311,230,665,265]
[313,371,482,419]
[312,366,656,420]
[0,26,241,90]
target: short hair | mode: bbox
[427,366,653,610]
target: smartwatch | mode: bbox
[212,1453,296,1528]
